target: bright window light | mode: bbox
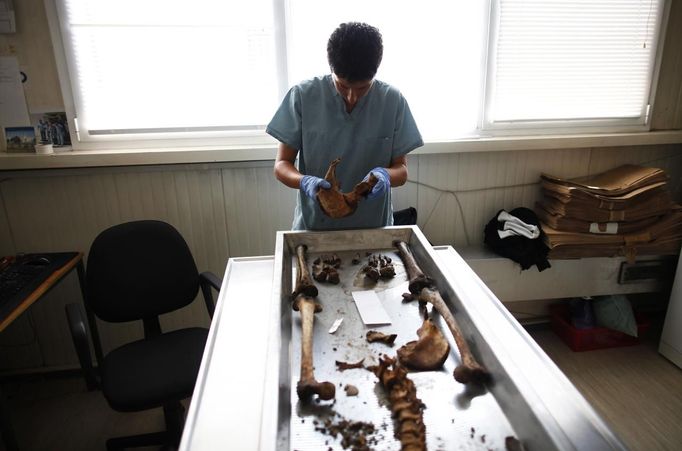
[64,0,277,135]
[487,0,662,125]
[52,0,666,147]
[287,0,489,140]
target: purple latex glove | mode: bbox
[300,175,331,200]
[363,167,390,200]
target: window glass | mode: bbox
[63,0,277,135]
[287,0,489,140]
[487,0,662,125]
[54,0,665,146]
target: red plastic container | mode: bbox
[549,304,650,352]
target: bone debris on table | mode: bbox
[366,330,397,345]
[369,356,426,451]
[312,254,341,284]
[317,157,378,218]
[397,318,450,371]
[362,253,396,282]
[395,241,490,385]
[292,245,335,401]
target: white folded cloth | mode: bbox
[497,210,540,240]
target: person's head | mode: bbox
[327,22,383,111]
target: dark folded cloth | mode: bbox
[484,207,551,271]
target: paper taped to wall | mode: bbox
[0,56,30,128]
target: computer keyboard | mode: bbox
[0,263,46,300]
[0,253,79,323]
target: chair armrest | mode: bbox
[199,271,221,319]
[65,303,99,391]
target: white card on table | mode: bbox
[351,290,392,326]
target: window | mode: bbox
[49,0,666,150]
[484,0,664,132]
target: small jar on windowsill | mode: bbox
[34,142,54,155]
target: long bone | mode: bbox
[292,244,335,400]
[293,244,318,299]
[394,241,490,385]
[293,294,336,400]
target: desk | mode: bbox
[0,252,85,451]
[180,246,625,450]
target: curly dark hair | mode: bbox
[327,22,383,82]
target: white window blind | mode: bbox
[486,0,663,127]
[50,0,667,148]
[59,0,277,138]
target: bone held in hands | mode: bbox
[394,241,490,385]
[317,157,378,218]
[293,294,335,400]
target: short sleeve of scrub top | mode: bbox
[267,75,423,231]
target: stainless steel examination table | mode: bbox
[180,226,626,451]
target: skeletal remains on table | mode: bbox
[370,356,427,451]
[312,254,341,284]
[335,359,365,371]
[292,245,335,401]
[366,330,397,345]
[317,157,378,218]
[395,241,490,385]
[397,318,450,371]
[313,412,378,450]
[362,253,396,281]
[344,384,359,396]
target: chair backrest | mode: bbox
[86,220,200,322]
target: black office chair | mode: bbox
[393,206,418,226]
[65,220,221,450]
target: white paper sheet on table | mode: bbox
[376,281,410,305]
[351,289,392,326]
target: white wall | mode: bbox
[0,144,680,371]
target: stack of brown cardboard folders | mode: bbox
[534,164,682,259]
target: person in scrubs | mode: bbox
[267,22,423,230]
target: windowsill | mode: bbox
[1,130,681,171]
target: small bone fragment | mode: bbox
[395,241,490,385]
[505,436,525,451]
[344,384,359,396]
[362,254,396,282]
[366,330,397,345]
[312,254,341,284]
[317,157,378,218]
[397,319,450,371]
[352,253,361,265]
[293,294,335,400]
[328,317,343,334]
[335,359,365,371]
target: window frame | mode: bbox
[44,0,672,154]
[480,0,671,136]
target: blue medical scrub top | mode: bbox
[267,74,423,230]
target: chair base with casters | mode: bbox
[64,220,222,450]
